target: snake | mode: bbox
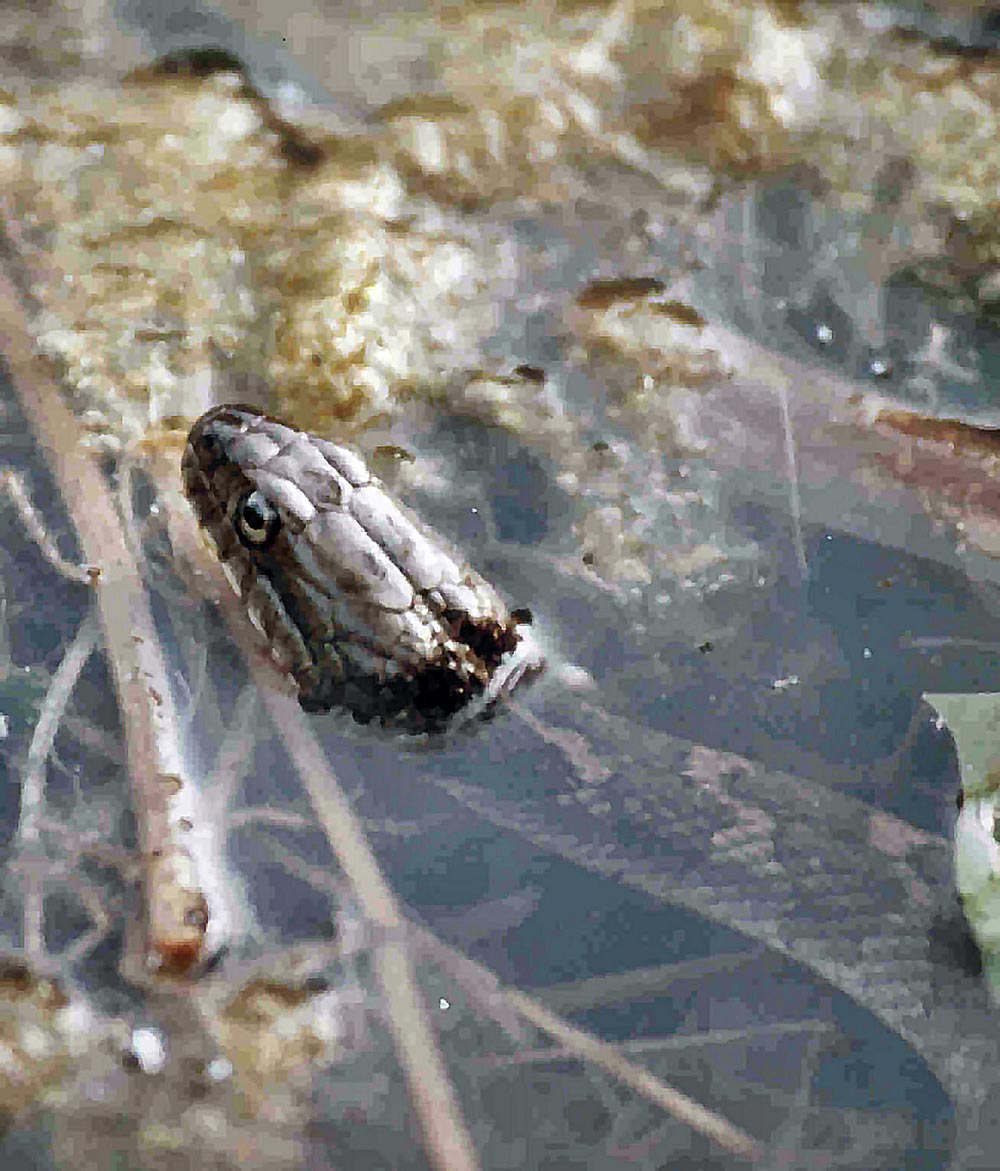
[181,404,543,732]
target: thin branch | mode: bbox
[18,611,100,848]
[475,1017,834,1069]
[260,685,482,1171]
[0,261,221,975]
[60,873,113,967]
[776,367,808,579]
[531,950,769,1013]
[228,806,316,831]
[0,468,96,585]
[503,990,762,1161]
[16,610,100,961]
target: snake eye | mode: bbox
[235,490,280,548]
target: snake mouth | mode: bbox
[182,404,543,732]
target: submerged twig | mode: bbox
[0,469,96,585]
[476,1017,834,1069]
[503,990,762,1161]
[412,925,762,1161]
[18,612,100,848]
[776,368,807,579]
[17,611,100,960]
[0,261,224,974]
[260,688,483,1171]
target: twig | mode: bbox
[503,990,762,1161]
[475,1017,834,1069]
[60,873,113,967]
[18,611,100,847]
[411,922,762,1160]
[776,367,808,579]
[0,468,96,585]
[262,687,482,1171]
[530,950,768,1013]
[0,260,222,975]
[228,807,315,831]
[16,610,100,961]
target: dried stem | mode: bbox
[17,610,100,961]
[259,687,482,1171]
[776,367,808,580]
[0,261,219,975]
[476,1017,833,1069]
[410,922,762,1161]
[503,990,762,1161]
[0,469,96,585]
[18,611,100,847]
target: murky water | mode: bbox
[4,0,1000,1167]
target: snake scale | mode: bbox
[182,404,543,731]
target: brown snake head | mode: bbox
[182,405,543,732]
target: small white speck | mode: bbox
[130,1027,166,1074]
[555,664,596,691]
[0,714,7,740]
[815,324,834,345]
[863,647,872,659]
[868,357,892,378]
[206,1056,233,1083]
[274,79,307,114]
[772,675,800,691]
[438,997,450,1012]
[470,507,478,515]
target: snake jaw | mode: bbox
[182,404,543,732]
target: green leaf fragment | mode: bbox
[926,691,1000,998]
[925,692,1000,798]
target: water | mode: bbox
[3,0,1000,1165]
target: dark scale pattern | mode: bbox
[182,404,541,732]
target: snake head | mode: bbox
[183,405,543,732]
